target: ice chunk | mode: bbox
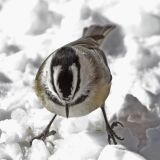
[0,143,22,160]
[0,72,12,83]
[11,108,28,124]
[58,117,89,137]
[28,140,50,160]
[49,131,105,160]
[0,109,11,121]
[28,0,63,35]
[80,5,91,20]
[118,94,157,122]
[0,119,25,143]
[98,145,146,160]
[140,127,160,160]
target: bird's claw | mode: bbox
[107,121,124,145]
[30,129,56,146]
[111,121,124,129]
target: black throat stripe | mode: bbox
[50,46,81,99]
[58,69,73,98]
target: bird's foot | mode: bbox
[30,115,57,146]
[106,121,124,145]
[30,129,56,146]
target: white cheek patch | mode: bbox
[42,54,62,98]
[53,65,62,94]
[41,57,53,91]
[69,64,78,96]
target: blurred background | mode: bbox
[0,0,160,159]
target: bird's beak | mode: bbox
[65,104,69,118]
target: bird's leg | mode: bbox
[101,105,124,144]
[30,114,57,145]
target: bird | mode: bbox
[30,24,124,145]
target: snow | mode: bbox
[0,0,160,159]
[29,140,50,160]
[49,131,105,160]
[98,145,146,160]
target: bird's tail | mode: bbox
[82,25,115,46]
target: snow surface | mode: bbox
[0,0,160,159]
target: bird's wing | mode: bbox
[67,25,116,48]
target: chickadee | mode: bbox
[30,25,124,145]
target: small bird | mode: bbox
[30,25,124,145]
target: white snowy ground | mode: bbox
[0,0,160,159]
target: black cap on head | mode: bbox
[52,46,79,67]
